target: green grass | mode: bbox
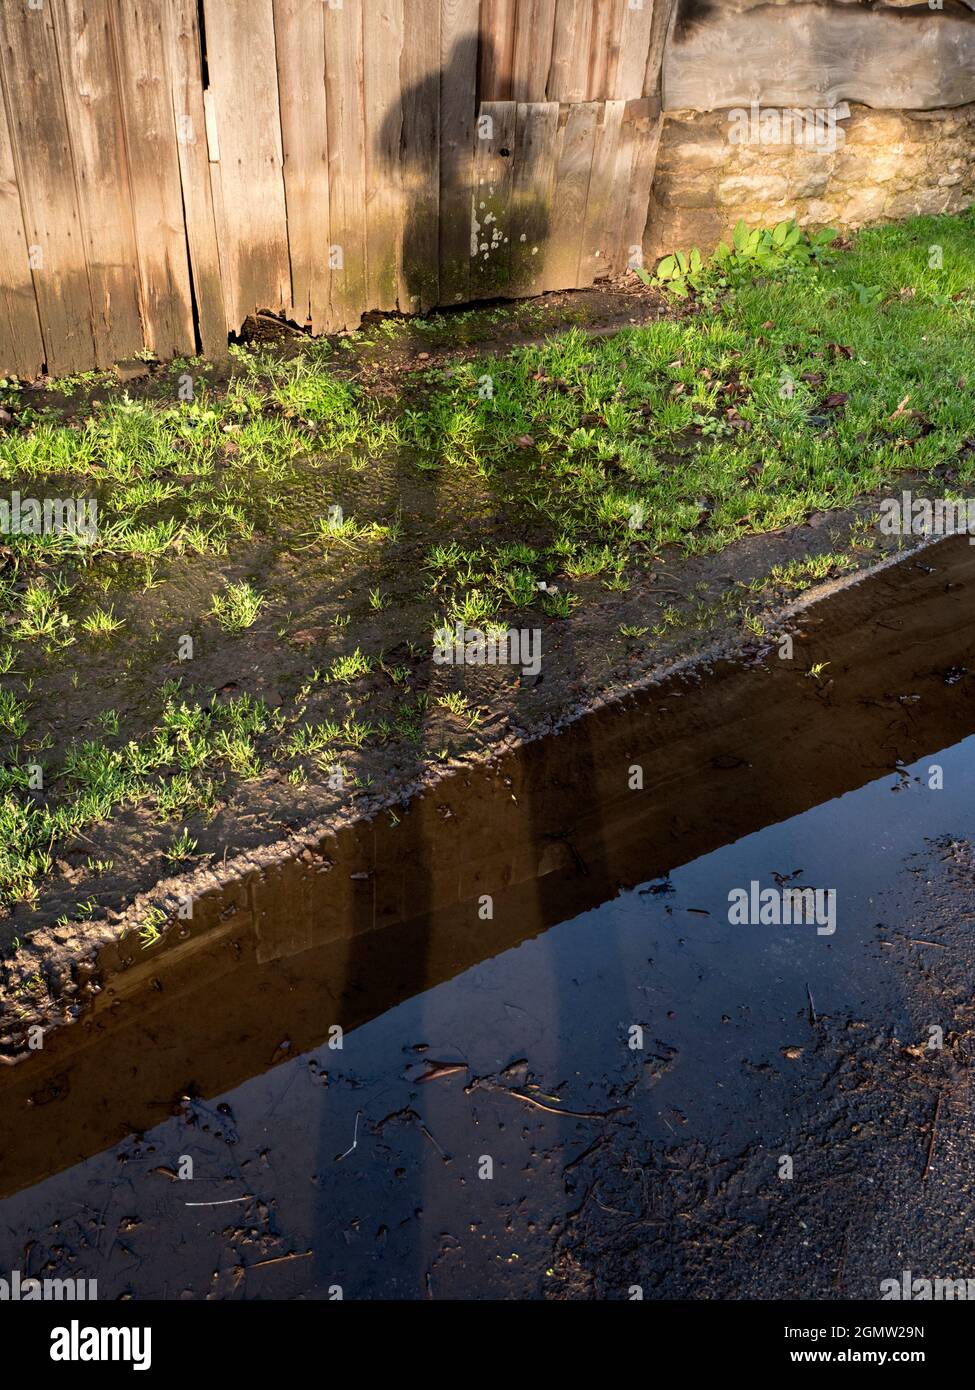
[326,647,373,682]
[401,212,975,568]
[80,604,124,637]
[1,209,974,919]
[0,688,277,907]
[164,828,198,863]
[210,579,265,631]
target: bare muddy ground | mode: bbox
[2,536,974,1299]
[16,278,671,426]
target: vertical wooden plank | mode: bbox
[167,0,227,357]
[620,97,663,275]
[324,0,367,329]
[543,101,597,291]
[548,0,594,102]
[362,0,404,313]
[438,0,478,306]
[644,0,677,98]
[507,102,558,298]
[579,99,625,285]
[50,0,144,366]
[400,0,440,312]
[604,105,639,274]
[111,0,195,359]
[273,0,331,332]
[0,2,97,374]
[605,0,675,280]
[0,93,45,377]
[203,0,290,332]
[587,0,624,101]
[623,0,675,276]
[470,101,516,301]
[613,0,655,99]
[479,0,516,101]
[510,0,556,103]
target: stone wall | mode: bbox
[646,103,975,259]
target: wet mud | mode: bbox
[2,535,975,1298]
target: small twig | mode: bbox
[472,1077,621,1121]
[335,1109,361,1162]
[184,1196,251,1207]
[562,1135,609,1174]
[806,983,818,1025]
[418,1121,449,1161]
[250,1250,312,1271]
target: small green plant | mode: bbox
[14,582,73,645]
[449,588,497,627]
[715,219,838,276]
[338,715,375,749]
[213,731,262,778]
[693,412,733,440]
[310,512,393,546]
[653,221,838,300]
[81,605,125,636]
[653,247,704,299]
[0,376,22,411]
[210,580,264,631]
[326,647,372,682]
[164,828,198,863]
[138,905,167,949]
[542,589,576,618]
[500,568,538,607]
[0,689,28,738]
[436,692,484,728]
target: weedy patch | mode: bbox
[210,580,265,631]
[0,210,973,942]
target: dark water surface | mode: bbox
[3,538,975,1299]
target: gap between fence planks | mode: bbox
[167,0,227,359]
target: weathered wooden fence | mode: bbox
[0,0,674,379]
